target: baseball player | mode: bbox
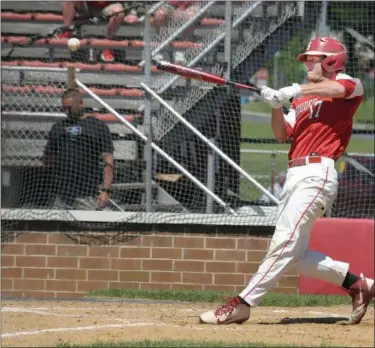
[200,37,374,325]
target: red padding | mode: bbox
[18,60,61,68]
[34,13,64,21]
[89,39,128,48]
[299,218,374,295]
[118,88,145,97]
[1,12,33,20]
[200,17,225,26]
[1,60,21,66]
[60,62,103,70]
[87,113,143,122]
[103,64,141,72]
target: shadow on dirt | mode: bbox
[259,316,348,325]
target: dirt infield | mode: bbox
[2,299,374,347]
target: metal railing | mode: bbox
[75,78,237,215]
[141,82,279,205]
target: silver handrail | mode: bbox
[1,66,80,72]
[76,78,237,215]
[141,82,280,205]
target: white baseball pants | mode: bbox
[240,158,350,306]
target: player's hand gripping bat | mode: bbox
[155,60,261,95]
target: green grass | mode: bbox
[57,339,338,347]
[354,97,375,124]
[87,289,352,307]
[346,137,374,154]
[242,101,272,115]
[241,121,274,138]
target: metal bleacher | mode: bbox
[1,1,229,212]
[1,1,302,212]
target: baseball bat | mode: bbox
[155,60,261,94]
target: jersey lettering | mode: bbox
[308,100,323,119]
[295,98,319,117]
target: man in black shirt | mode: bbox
[43,88,114,210]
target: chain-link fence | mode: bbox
[1,1,374,231]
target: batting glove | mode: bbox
[260,86,282,109]
[278,83,302,101]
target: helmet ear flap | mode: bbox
[321,53,346,72]
[321,56,337,72]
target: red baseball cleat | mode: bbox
[199,297,250,325]
[55,31,72,39]
[348,273,374,324]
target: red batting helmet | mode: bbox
[298,37,347,72]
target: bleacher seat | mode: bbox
[2,1,270,211]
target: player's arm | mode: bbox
[42,125,57,166]
[102,153,114,192]
[96,121,114,209]
[271,106,296,143]
[98,153,113,209]
[100,122,115,192]
[299,80,345,98]
[277,78,363,100]
[271,107,289,143]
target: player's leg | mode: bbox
[199,166,337,324]
[57,1,83,38]
[89,2,124,62]
[296,234,374,324]
[290,172,375,325]
[240,173,336,305]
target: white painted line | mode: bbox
[2,320,305,339]
[2,308,49,314]
[2,306,97,311]
[2,323,166,339]
[3,307,49,310]
[47,307,97,311]
[307,311,347,318]
[2,308,80,317]
[105,319,133,323]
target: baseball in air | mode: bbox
[67,38,80,52]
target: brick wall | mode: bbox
[1,232,298,298]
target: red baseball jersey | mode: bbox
[284,73,364,161]
[88,1,115,8]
